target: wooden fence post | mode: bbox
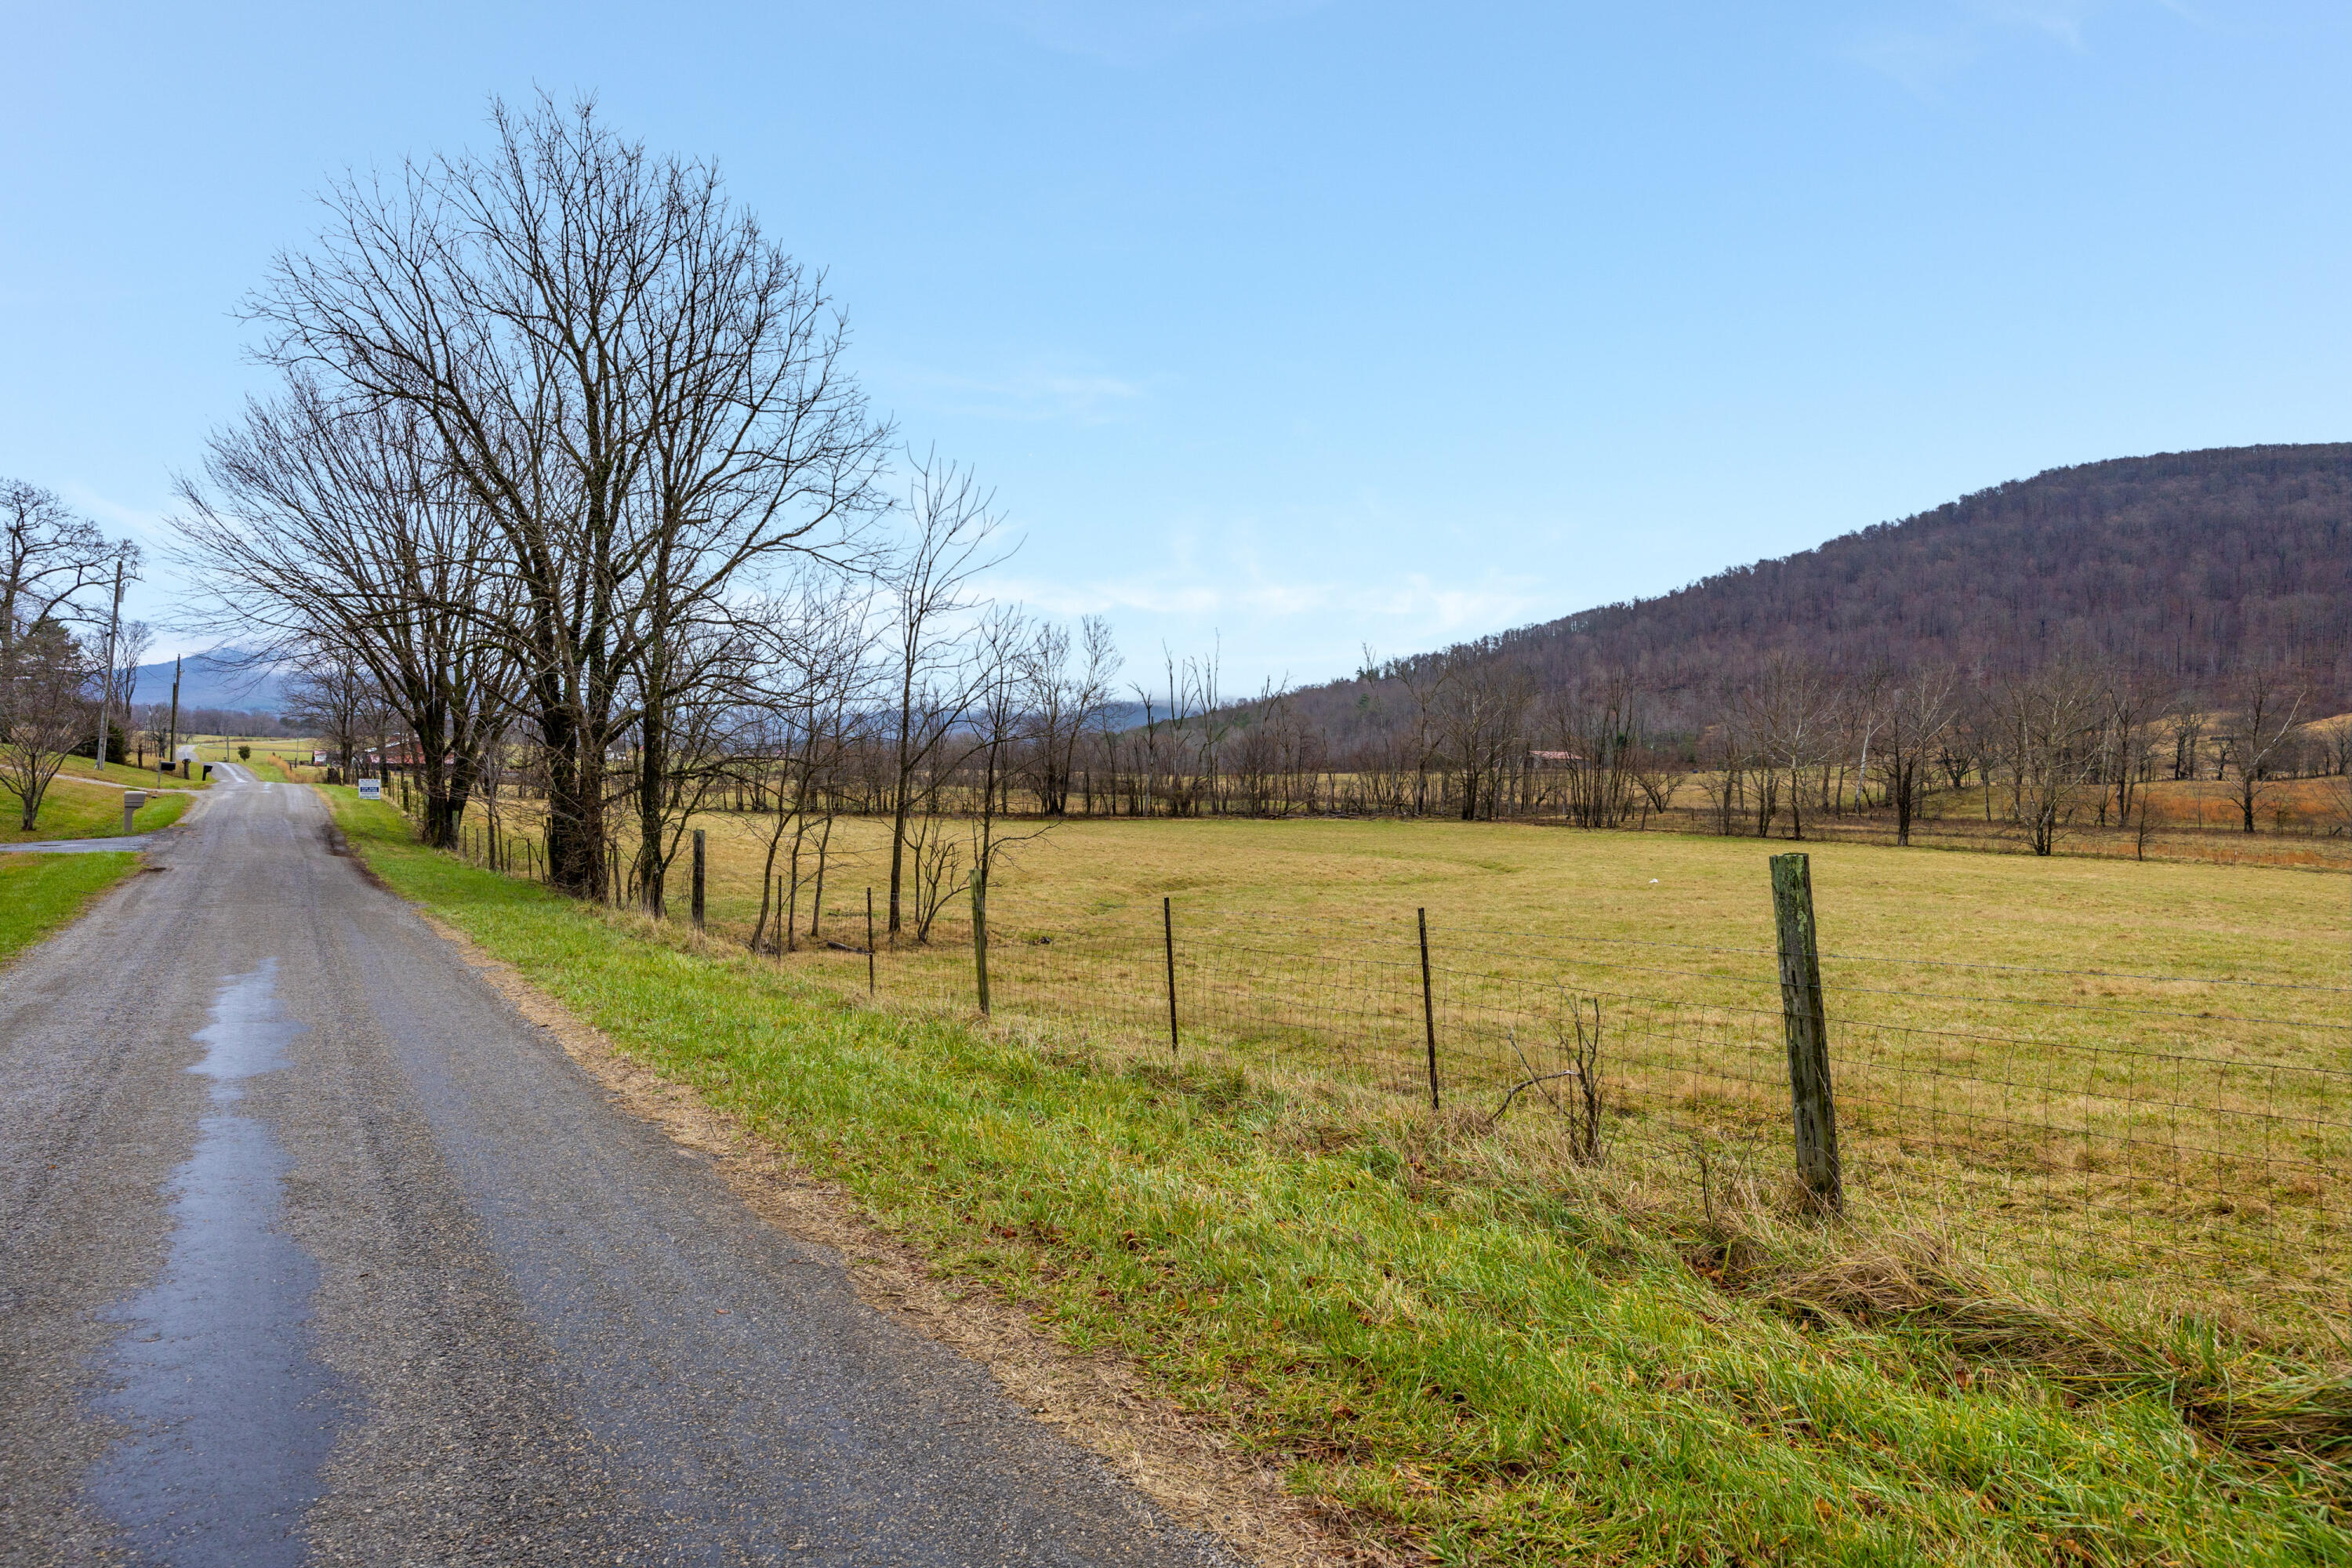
[972,869,991,1015]
[865,887,877,996]
[1163,896,1180,1055]
[1769,852,1842,1212]
[1418,907,1439,1112]
[691,829,706,934]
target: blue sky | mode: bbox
[5,2,2347,688]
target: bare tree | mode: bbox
[1548,673,1641,829]
[881,452,1002,938]
[1024,615,1120,816]
[0,619,93,830]
[1697,713,1751,836]
[244,94,888,897]
[280,651,376,779]
[742,578,875,954]
[2094,671,2170,828]
[2,483,114,677]
[107,622,154,766]
[1993,661,2103,855]
[1432,647,1532,822]
[1873,665,1958,847]
[1743,658,1829,840]
[177,385,521,848]
[964,607,1040,1013]
[2218,673,2306,834]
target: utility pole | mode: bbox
[164,656,181,782]
[93,557,123,777]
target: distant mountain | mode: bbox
[120,651,285,714]
[1286,443,2349,735]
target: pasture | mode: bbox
[446,797,2351,1344]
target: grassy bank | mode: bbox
[53,754,214,790]
[327,786,2348,1566]
[0,778,191,844]
[0,853,142,967]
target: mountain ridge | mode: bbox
[1283,442,2348,735]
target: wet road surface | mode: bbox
[0,770,1238,1566]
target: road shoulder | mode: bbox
[405,903,1354,1568]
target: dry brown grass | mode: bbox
[445,798,2350,1344]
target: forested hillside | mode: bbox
[1299,443,2347,738]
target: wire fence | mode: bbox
[795,882,2346,1345]
[446,817,2350,1344]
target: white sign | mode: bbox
[357,778,382,800]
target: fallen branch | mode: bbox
[1490,1069,1581,1126]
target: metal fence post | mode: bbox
[691,829,706,934]
[1163,896,1180,1055]
[865,887,877,996]
[1770,852,1843,1212]
[1418,907,1439,1112]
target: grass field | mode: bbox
[0,776,191,844]
[0,852,141,967]
[329,786,2352,1566]
[440,797,2352,1343]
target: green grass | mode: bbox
[0,852,141,966]
[326,786,2351,1566]
[0,778,191,844]
[53,753,214,789]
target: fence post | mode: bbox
[691,829,706,934]
[1418,907,1439,1112]
[1163,896,1180,1055]
[865,887,877,996]
[972,869,991,1016]
[1769,852,1843,1212]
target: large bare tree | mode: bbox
[242,94,888,897]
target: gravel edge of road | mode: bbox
[393,905,1378,1568]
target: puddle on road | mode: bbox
[85,958,345,1566]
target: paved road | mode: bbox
[0,771,1237,1566]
